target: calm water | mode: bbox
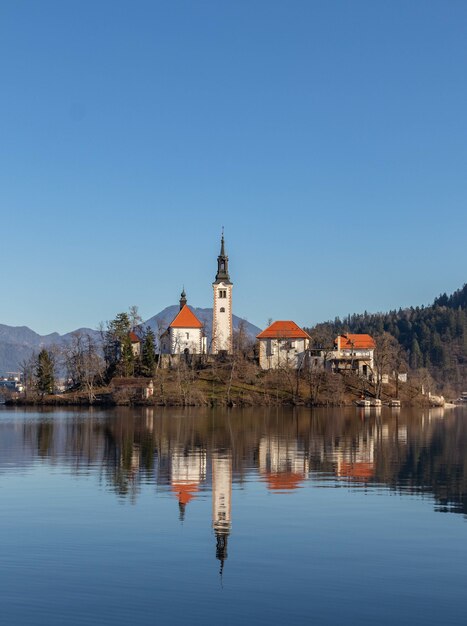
[1,405,467,625]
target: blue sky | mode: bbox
[1,0,466,334]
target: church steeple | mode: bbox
[179,288,187,310]
[215,230,230,283]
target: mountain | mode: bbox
[0,324,101,374]
[0,308,261,373]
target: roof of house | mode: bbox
[129,331,140,343]
[170,304,203,329]
[257,320,311,340]
[337,333,376,350]
[338,461,374,480]
[265,472,305,491]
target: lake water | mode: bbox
[1,405,467,625]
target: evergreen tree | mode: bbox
[103,312,135,379]
[35,349,55,396]
[141,328,156,377]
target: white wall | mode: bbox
[170,327,204,354]
[258,337,309,370]
[212,281,233,354]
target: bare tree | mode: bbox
[19,353,37,399]
[63,332,104,403]
[372,332,401,399]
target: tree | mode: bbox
[103,312,135,379]
[19,353,37,399]
[128,305,143,331]
[141,327,156,377]
[372,333,401,399]
[35,349,55,396]
[63,332,104,403]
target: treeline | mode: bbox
[306,284,467,391]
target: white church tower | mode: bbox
[212,231,233,354]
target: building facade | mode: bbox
[329,333,376,378]
[257,320,311,370]
[160,290,206,355]
[212,234,233,354]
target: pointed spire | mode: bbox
[178,500,186,523]
[220,226,225,257]
[215,229,230,282]
[179,288,187,311]
[216,531,228,580]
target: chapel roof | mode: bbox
[171,483,199,506]
[257,320,311,340]
[170,304,203,329]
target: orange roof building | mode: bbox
[160,290,207,356]
[257,320,311,340]
[257,321,310,370]
[330,333,376,379]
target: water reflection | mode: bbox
[1,406,467,521]
[212,451,232,575]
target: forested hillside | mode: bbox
[306,284,467,392]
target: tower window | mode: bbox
[186,332,190,340]
[220,307,225,313]
[219,289,227,298]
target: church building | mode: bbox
[160,290,206,355]
[212,233,233,354]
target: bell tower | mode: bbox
[212,230,233,354]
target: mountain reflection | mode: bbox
[2,406,467,522]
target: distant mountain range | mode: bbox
[0,307,262,374]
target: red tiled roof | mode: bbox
[257,320,310,340]
[171,483,199,505]
[338,462,374,480]
[170,305,203,329]
[129,331,140,343]
[337,334,376,350]
[265,472,305,491]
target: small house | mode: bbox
[256,320,311,370]
[330,333,375,378]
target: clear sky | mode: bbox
[1,0,466,335]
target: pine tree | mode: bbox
[103,312,135,379]
[141,328,156,377]
[35,349,55,396]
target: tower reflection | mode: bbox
[212,450,232,576]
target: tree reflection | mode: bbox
[6,406,467,519]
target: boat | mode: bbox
[388,399,401,408]
[355,398,371,407]
[355,397,381,408]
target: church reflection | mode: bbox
[170,446,206,521]
[2,406,467,540]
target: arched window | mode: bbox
[220,307,225,313]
